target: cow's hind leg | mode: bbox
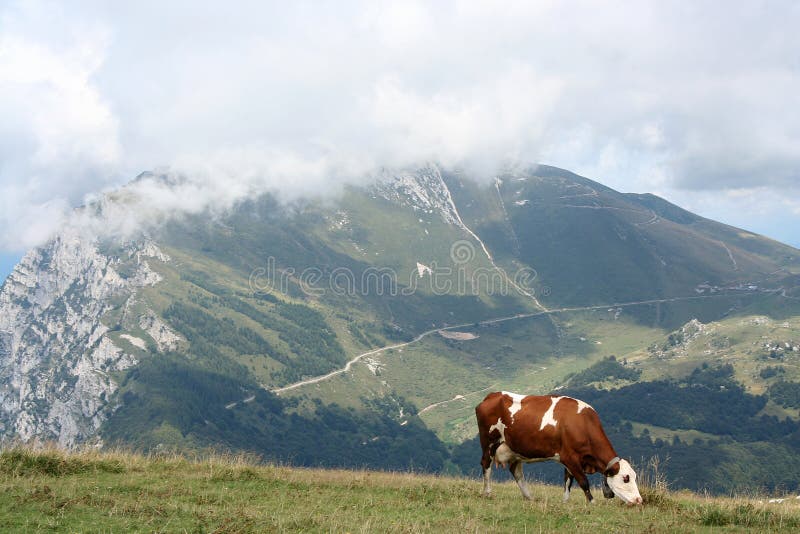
[563,468,574,502]
[480,447,493,497]
[509,460,532,501]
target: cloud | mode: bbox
[1,0,799,251]
[0,1,119,250]
[362,65,561,172]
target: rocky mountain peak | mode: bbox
[0,226,173,447]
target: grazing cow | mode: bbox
[475,391,643,505]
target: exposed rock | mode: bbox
[373,165,462,227]
[0,229,169,447]
[139,310,182,352]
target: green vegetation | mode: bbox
[103,354,448,472]
[163,302,278,363]
[170,274,349,383]
[567,356,641,387]
[760,366,786,379]
[2,447,800,533]
[769,381,800,409]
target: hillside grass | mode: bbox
[629,310,800,397]
[2,448,799,533]
[285,308,667,444]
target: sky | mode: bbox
[1,0,799,282]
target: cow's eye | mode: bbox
[623,475,630,483]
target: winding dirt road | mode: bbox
[271,293,743,395]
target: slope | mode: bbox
[444,165,799,308]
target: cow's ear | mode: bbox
[606,462,621,477]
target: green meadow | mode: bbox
[2,447,799,533]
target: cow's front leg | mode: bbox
[482,465,493,497]
[563,469,574,502]
[564,461,593,503]
[576,473,593,503]
[509,460,532,501]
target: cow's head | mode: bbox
[606,459,643,505]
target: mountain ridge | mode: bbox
[2,163,800,493]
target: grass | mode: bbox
[2,448,799,533]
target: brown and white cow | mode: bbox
[475,391,642,505]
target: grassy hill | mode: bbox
[2,447,800,533]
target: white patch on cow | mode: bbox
[539,396,563,430]
[501,391,526,421]
[574,398,593,414]
[489,417,506,441]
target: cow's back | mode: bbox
[502,394,565,458]
[476,393,612,461]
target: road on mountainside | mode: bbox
[265,173,777,398]
[270,292,751,395]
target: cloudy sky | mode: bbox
[1,0,799,281]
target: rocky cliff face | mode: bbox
[373,165,463,227]
[0,226,174,447]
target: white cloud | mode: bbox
[363,65,561,172]
[0,1,119,250]
[0,0,799,251]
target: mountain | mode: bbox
[2,164,799,493]
[446,165,798,306]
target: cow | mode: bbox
[475,391,643,505]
